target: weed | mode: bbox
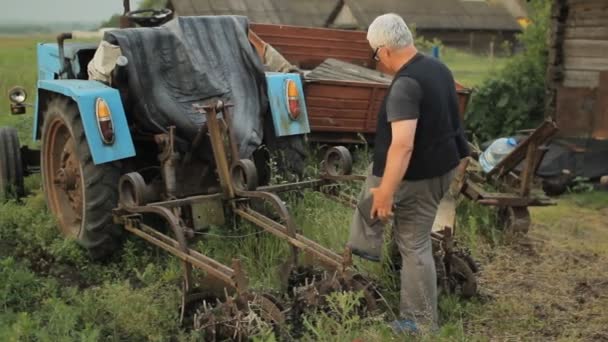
[301,291,390,342]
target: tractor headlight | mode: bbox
[95,98,115,144]
[8,86,27,104]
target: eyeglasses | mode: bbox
[372,45,384,61]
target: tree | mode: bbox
[465,0,552,142]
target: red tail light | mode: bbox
[285,79,301,120]
[95,98,115,144]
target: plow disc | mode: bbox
[193,292,286,341]
[190,269,382,340]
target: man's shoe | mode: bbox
[389,319,419,335]
[350,247,381,262]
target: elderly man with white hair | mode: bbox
[347,13,469,333]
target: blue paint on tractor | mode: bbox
[265,73,310,137]
[36,80,135,165]
[36,42,98,81]
[37,44,62,81]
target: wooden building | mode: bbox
[167,0,339,27]
[326,0,524,54]
[168,0,524,54]
[546,0,608,139]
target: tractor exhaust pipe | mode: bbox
[121,0,133,28]
[56,32,73,79]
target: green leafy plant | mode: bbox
[301,291,390,342]
[568,177,595,193]
[465,0,552,142]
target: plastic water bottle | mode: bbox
[479,137,518,173]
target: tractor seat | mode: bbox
[104,16,267,158]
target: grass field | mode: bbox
[1,35,606,341]
[0,36,42,144]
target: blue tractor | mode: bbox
[1,1,377,333]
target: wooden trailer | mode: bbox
[251,23,472,143]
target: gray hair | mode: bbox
[367,13,413,50]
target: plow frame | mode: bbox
[112,100,379,326]
[463,119,559,234]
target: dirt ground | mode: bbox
[467,195,608,341]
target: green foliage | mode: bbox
[568,177,595,194]
[99,14,122,28]
[456,199,502,250]
[0,258,58,313]
[465,0,552,141]
[139,0,168,9]
[569,191,608,210]
[301,291,391,341]
[0,23,97,35]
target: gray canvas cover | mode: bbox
[105,16,266,157]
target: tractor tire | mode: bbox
[272,135,307,181]
[260,111,308,182]
[41,98,122,260]
[0,127,25,202]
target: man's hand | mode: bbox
[370,187,394,223]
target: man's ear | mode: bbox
[382,48,389,59]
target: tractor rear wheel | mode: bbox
[41,98,122,259]
[0,127,25,202]
[260,111,308,183]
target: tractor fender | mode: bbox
[35,80,135,165]
[265,73,310,137]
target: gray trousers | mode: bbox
[348,164,455,329]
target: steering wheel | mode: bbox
[126,8,173,27]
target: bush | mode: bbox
[465,0,552,142]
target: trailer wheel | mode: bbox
[323,146,353,176]
[0,127,25,202]
[41,98,122,259]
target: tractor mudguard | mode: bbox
[265,73,310,137]
[35,80,135,165]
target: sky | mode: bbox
[0,0,146,24]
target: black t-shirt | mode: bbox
[372,53,469,180]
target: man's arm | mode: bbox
[379,120,417,194]
[370,77,421,221]
[371,120,417,221]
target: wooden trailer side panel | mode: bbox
[304,81,387,136]
[250,23,375,70]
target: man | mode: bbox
[347,13,469,333]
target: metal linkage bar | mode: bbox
[258,179,329,193]
[199,102,235,199]
[123,219,237,288]
[234,206,347,272]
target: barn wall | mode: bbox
[547,0,608,139]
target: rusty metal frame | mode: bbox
[464,119,558,207]
[113,100,373,323]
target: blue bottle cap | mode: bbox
[507,138,517,146]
